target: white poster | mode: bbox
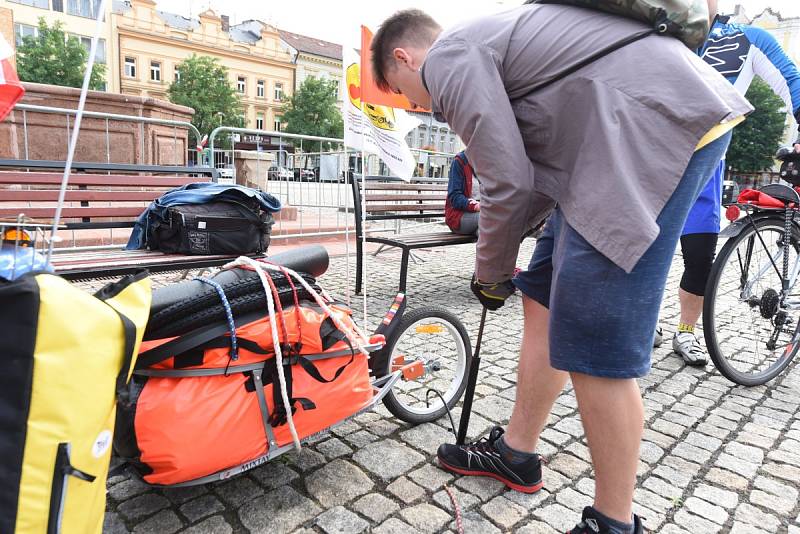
[343,48,421,181]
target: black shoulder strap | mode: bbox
[520,27,655,96]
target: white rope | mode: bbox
[47,0,108,262]
[224,256,372,451]
[225,257,370,354]
[226,256,301,450]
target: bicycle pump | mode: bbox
[456,306,487,445]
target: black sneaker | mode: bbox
[436,426,543,493]
[568,506,644,534]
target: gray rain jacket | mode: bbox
[421,4,753,281]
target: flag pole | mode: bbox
[47,0,108,262]
[361,148,368,334]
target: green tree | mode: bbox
[281,77,343,147]
[16,18,106,90]
[168,55,245,142]
[727,77,788,173]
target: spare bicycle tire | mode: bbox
[145,272,321,340]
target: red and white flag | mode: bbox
[0,34,24,122]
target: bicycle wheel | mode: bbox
[704,217,800,385]
[382,306,470,424]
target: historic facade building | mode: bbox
[112,0,295,131]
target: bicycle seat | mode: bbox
[758,183,800,205]
[149,245,330,315]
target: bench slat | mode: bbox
[364,183,447,191]
[367,232,476,248]
[366,204,445,213]
[365,194,447,202]
[0,172,198,187]
[0,207,145,218]
[0,190,160,202]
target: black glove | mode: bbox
[471,274,515,310]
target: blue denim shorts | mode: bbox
[513,132,731,378]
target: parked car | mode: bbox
[722,180,740,206]
[293,168,315,182]
[267,166,293,181]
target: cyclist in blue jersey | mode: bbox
[661,16,800,366]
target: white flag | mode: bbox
[342,48,420,181]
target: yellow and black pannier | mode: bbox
[0,272,150,534]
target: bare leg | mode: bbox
[572,373,643,524]
[678,288,703,328]
[502,295,569,453]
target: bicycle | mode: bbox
[703,147,800,386]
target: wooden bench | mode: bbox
[0,165,265,280]
[351,175,477,294]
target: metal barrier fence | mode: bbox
[206,126,459,243]
[1,109,460,251]
[10,104,201,167]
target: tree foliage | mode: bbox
[727,77,788,173]
[16,18,106,90]
[168,54,245,141]
[281,77,343,147]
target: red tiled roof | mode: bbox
[278,30,342,61]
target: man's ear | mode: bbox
[392,47,413,69]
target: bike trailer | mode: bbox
[114,260,383,486]
[0,272,151,534]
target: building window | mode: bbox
[9,0,49,8]
[66,0,102,18]
[274,117,282,132]
[14,23,38,47]
[257,80,265,98]
[124,56,136,78]
[256,113,264,130]
[174,67,181,82]
[273,82,283,101]
[237,76,246,94]
[331,79,340,98]
[150,61,161,82]
[418,131,425,148]
[72,35,106,64]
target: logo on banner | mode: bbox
[346,61,396,131]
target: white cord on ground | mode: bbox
[444,484,464,534]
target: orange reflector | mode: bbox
[415,324,444,334]
[400,361,424,381]
[725,205,741,222]
[369,334,386,347]
[2,228,31,246]
[391,354,405,371]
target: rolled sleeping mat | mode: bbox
[149,245,330,316]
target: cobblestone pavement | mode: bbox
[93,239,800,534]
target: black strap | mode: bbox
[297,353,353,384]
[319,317,349,351]
[113,312,138,407]
[136,310,265,369]
[94,271,147,405]
[519,27,655,95]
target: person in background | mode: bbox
[445,151,480,235]
[658,15,800,366]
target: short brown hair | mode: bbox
[371,9,442,92]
